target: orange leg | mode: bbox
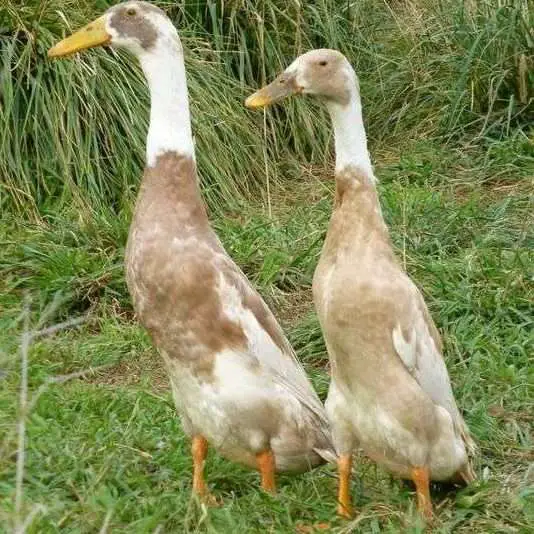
[192,435,209,497]
[411,466,433,519]
[256,449,276,493]
[337,453,353,518]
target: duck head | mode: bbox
[48,1,177,59]
[245,49,357,109]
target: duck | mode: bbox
[48,3,335,500]
[245,49,476,518]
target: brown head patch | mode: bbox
[108,2,160,50]
[299,50,353,106]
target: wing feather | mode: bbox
[392,277,475,453]
[217,255,332,435]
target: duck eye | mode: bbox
[126,8,137,16]
[319,61,328,67]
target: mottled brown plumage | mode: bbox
[49,2,335,499]
[125,151,334,473]
[246,48,476,519]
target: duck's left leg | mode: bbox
[256,449,276,493]
[192,435,219,505]
[192,435,209,495]
[411,466,433,519]
[325,380,355,518]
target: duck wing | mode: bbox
[214,253,335,459]
[392,276,476,454]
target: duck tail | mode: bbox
[313,446,338,464]
[461,462,477,484]
[454,421,477,484]
[460,420,477,457]
[452,459,476,485]
[311,422,338,464]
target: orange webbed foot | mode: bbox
[411,466,433,520]
[192,435,221,505]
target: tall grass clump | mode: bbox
[167,0,534,152]
[0,0,288,218]
[1,0,532,217]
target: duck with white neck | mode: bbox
[48,2,336,503]
[246,49,476,520]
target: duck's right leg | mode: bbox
[337,452,353,518]
[411,466,433,519]
[256,449,276,493]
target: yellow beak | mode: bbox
[48,16,111,58]
[245,73,302,109]
[244,91,275,109]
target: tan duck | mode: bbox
[246,49,476,518]
[48,3,335,499]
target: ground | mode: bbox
[1,137,532,533]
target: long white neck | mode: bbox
[326,92,374,179]
[139,38,194,167]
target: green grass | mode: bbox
[1,0,533,532]
[1,145,532,532]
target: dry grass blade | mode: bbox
[14,294,31,527]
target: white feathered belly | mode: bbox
[327,380,468,480]
[163,350,322,472]
[127,239,327,472]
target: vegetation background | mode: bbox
[1,0,532,532]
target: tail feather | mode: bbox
[452,461,476,485]
[457,420,477,483]
[313,446,338,464]
[461,425,477,457]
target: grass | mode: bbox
[1,0,533,532]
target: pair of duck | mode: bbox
[48,1,476,519]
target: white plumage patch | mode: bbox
[217,272,282,365]
[138,37,194,167]
[392,324,417,373]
